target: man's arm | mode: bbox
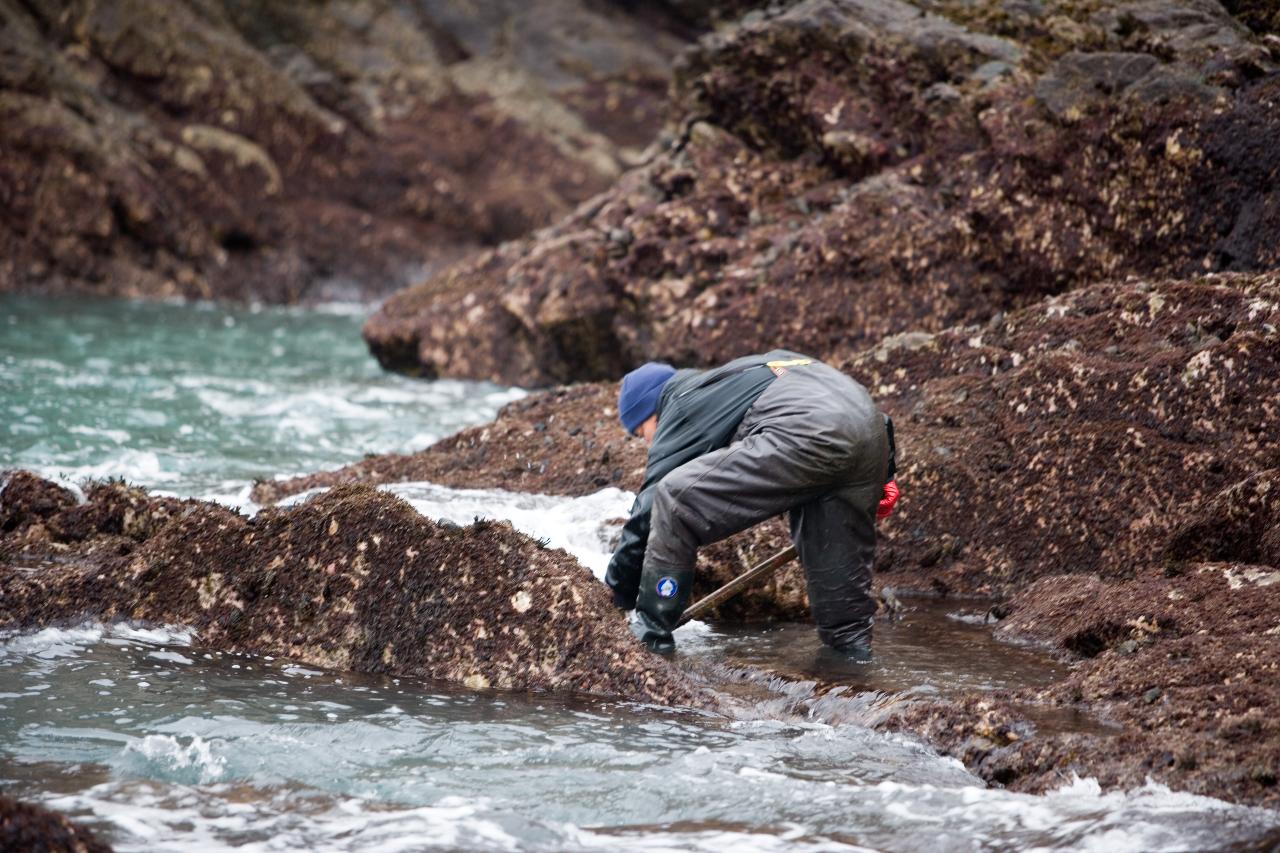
[604,487,655,610]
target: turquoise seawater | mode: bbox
[1,294,521,501]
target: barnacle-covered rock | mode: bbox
[0,477,705,706]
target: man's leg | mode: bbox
[790,482,881,655]
[635,430,831,644]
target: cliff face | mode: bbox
[363,0,1277,384]
[0,0,690,302]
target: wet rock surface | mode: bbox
[0,476,704,706]
[0,0,691,302]
[0,793,112,853]
[896,560,1280,806]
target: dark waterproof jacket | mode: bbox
[604,349,811,606]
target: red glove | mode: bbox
[877,479,900,521]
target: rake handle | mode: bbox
[676,545,798,627]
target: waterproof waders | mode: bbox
[605,352,889,655]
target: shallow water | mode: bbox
[3,598,1277,852]
[3,296,1280,851]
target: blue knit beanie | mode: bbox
[618,362,676,434]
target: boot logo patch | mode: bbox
[655,577,678,598]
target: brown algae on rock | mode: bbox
[0,477,704,707]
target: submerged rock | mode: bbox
[0,477,704,706]
[364,0,1277,385]
[0,794,111,853]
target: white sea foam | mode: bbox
[23,449,184,487]
[109,624,195,646]
[148,650,195,665]
[40,786,526,853]
[0,623,194,663]
[31,772,1280,853]
[68,424,132,444]
[859,775,1280,853]
[120,735,227,784]
[0,625,107,660]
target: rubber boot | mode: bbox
[630,610,676,654]
[822,621,874,665]
[633,564,694,653]
[831,637,873,663]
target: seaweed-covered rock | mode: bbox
[851,272,1280,593]
[0,470,77,533]
[1162,469,1280,567]
[0,0,690,302]
[0,794,111,853]
[969,560,1280,806]
[365,0,1276,385]
[0,477,704,705]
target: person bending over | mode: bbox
[604,350,897,659]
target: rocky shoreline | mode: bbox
[248,270,1280,806]
[6,261,1280,799]
[4,0,1278,828]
